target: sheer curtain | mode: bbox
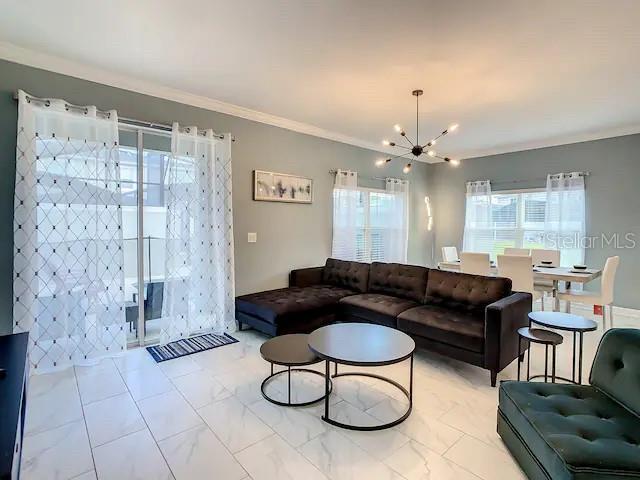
[331,169,359,260]
[383,178,409,262]
[161,123,235,343]
[544,172,586,266]
[462,180,493,254]
[13,90,125,371]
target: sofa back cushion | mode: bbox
[322,258,370,293]
[590,328,640,415]
[425,269,512,314]
[368,262,429,302]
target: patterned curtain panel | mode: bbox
[160,123,235,343]
[13,90,126,371]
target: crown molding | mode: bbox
[0,41,392,155]
[453,125,640,162]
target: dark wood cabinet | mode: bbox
[0,333,29,480]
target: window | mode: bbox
[463,188,584,265]
[332,187,408,263]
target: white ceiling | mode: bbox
[2,0,640,161]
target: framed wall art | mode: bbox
[253,170,313,203]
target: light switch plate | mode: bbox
[247,232,257,243]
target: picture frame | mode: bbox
[253,170,313,204]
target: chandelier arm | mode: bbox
[400,134,414,147]
[388,152,414,161]
[391,144,412,150]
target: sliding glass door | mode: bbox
[119,129,170,346]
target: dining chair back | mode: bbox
[531,249,560,267]
[460,252,492,276]
[601,256,620,305]
[497,254,534,294]
[442,246,459,262]
[504,247,531,257]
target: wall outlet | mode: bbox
[247,232,257,243]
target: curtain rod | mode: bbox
[328,169,389,182]
[13,91,233,141]
[486,171,591,186]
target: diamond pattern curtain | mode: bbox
[160,123,235,343]
[13,90,126,372]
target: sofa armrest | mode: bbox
[484,292,532,373]
[289,266,324,287]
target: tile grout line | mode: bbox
[72,364,99,479]
[112,353,178,479]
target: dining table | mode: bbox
[437,261,602,312]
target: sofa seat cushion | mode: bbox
[339,293,419,328]
[235,285,355,325]
[499,381,640,479]
[397,305,485,353]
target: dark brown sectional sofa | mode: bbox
[235,258,532,386]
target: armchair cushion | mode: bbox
[499,381,640,479]
[590,328,640,416]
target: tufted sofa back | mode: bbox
[425,269,512,314]
[322,258,370,293]
[368,263,429,302]
[590,328,640,415]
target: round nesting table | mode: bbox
[259,334,332,407]
[517,327,563,383]
[528,311,597,384]
[308,323,415,431]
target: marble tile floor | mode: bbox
[20,306,639,480]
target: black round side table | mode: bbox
[518,327,563,383]
[259,333,332,407]
[528,311,597,384]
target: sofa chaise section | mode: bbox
[235,258,369,336]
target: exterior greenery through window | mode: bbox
[464,188,584,265]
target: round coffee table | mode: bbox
[259,334,332,407]
[308,323,415,431]
[528,311,597,384]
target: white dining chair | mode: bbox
[442,246,460,262]
[557,256,620,329]
[504,247,531,257]
[497,254,544,309]
[531,249,560,267]
[531,248,561,309]
[459,252,492,276]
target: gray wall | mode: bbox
[428,135,640,309]
[0,59,432,334]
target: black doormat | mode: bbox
[146,333,238,362]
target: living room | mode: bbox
[1,2,639,480]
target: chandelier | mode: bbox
[376,89,460,173]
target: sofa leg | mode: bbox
[490,370,497,387]
[237,321,244,331]
[518,353,525,363]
